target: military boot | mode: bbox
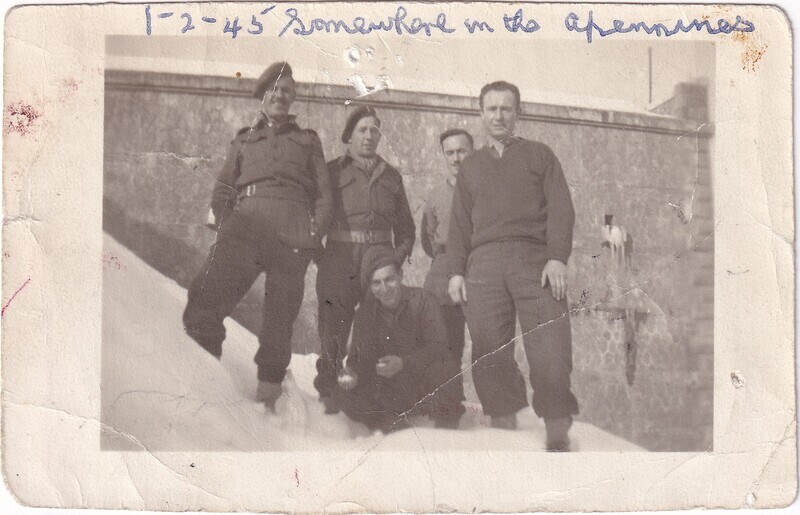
[544,416,573,451]
[256,381,283,412]
[434,415,462,430]
[320,394,341,415]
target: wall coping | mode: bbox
[105,69,712,137]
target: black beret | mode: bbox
[253,62,293,99]
[341,105,379,143]
[360,244,398,290]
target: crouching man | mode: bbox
[336,246,465,433]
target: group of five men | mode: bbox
[182,61,578,451]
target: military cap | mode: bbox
[253,62,293,99]
[341,105,379,143]
[360,245,399,290]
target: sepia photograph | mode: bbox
[2,2,794,511]
[101,31,714,453]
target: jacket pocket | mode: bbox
[372,178,401,216]
[282,133,310,167]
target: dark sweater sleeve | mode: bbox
[541,146,575,264]
[307,132,333,237]
[392,177,416,263]
[420,204,435,259]
[445,168,473,277]
[210,136,243,223]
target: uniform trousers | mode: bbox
[314,241,392,396]
[341,358,465,432]
[463,241,579,419]
[183,199,311,383]
[424,253,467,362]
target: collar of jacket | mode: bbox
[254,113,300,134]
[340,152,389,185]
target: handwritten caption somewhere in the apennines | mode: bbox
[144,4,755,42]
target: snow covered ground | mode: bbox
[101,233,642,452]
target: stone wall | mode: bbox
[103,70,713,450]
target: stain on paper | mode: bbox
[4,102,41,135]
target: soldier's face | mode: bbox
[441,134,473,176]
[262,76,296,120]
[349,116,381,158]
[480,90,519,140]
[370,264,402,310]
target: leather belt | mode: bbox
[328,229,392,244]
[237,180,278,200]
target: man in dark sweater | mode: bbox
[337,246,465,433]
[446,81,579,450]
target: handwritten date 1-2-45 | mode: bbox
[145,5,278,37]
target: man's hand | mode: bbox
[541,260,568,301]
[337,368,358,390]
[448,275,468,304]
[376,355,403,378]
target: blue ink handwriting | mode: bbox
[144,4,757,42]
[503,9,540,33]
[565,10,755,43]
[146,5,276,38]
[464,18,494,33]
[278,6,456,37]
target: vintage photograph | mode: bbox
[100,31,715,453]
[4,1,796,511]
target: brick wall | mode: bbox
[103,70,713,450]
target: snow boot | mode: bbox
[384,416,412,434]
[544,416,573,451]
[256,381,282,412]
[434,415,462,430]
[320,394,341,415]
[490,414,518,430]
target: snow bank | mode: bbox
[101,233,642,452]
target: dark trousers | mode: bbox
[463,241,579,419]
[440,303,466,362]
[424,253,467,362]
[183,204,311,383]
[314,241,392,396]
[341,358,465,432]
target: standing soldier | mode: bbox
[183,62,333,411]
[314,106,415,413]
[421,129,474,364]
[446,81,579,451]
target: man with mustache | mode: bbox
[314,106,416,414]
[183,62,332,411]
[336,245,465,433]
[446,81,579,450]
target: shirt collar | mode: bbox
[485,134,521,157]
[344,150,382,174]
[256,112,298,133]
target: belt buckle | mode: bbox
[245,184,255,197]
[363,231,372,244]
